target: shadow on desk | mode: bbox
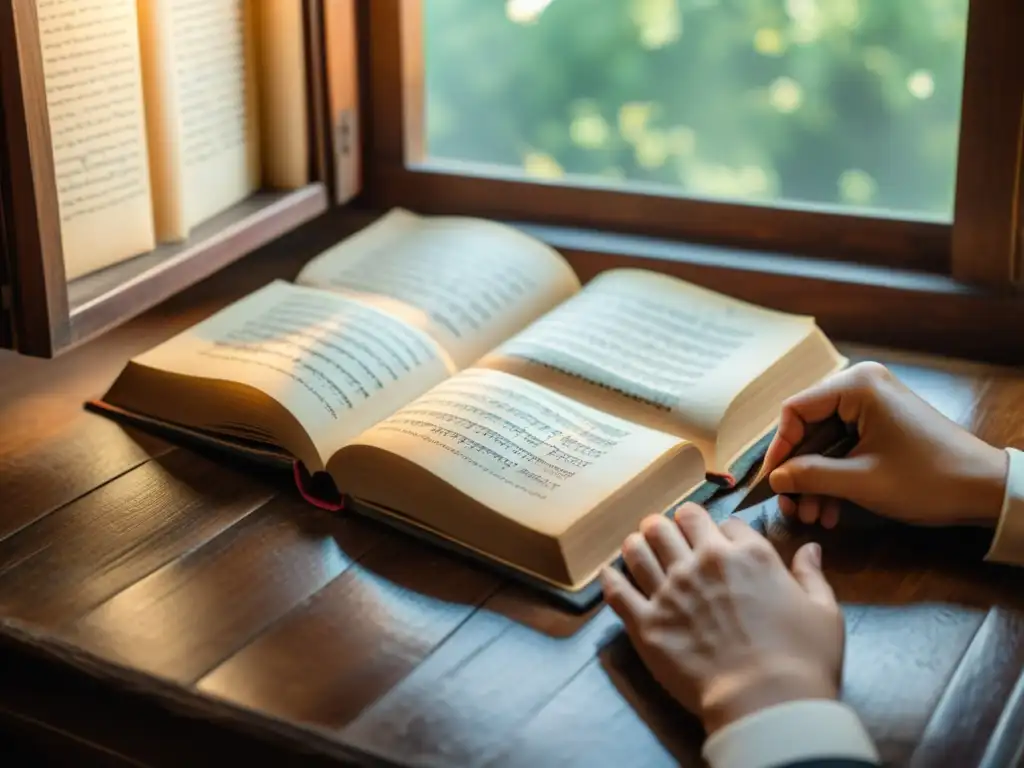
[751,505,1024,612]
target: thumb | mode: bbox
[791,543,836,606]
[769,453,870,500]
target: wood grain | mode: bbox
[0,450,276,630]
[366,167,952,276]
[485,635,701,768]
[0,416,169,545]
[0,622,391,768]
[341,590,615,766]
[67,495,385,684]
[196,538,502,729]
[0,0,70,355]
[979,668,1024,768]
[844,605,988,765]
[950,0,1024,286]
[912,608,1024,767]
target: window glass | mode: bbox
[423,0,969,220]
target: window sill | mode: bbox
[515,220,1024,366]
[326,206,1022,364]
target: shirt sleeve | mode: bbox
[985,447,1024,567]
[702,700,880,768]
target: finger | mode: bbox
[820,498,842,529]
[762,391,842,473]
[641,514,692,571]
[791,542,837,607]
[622,531,666,597]
[720,516,764,546]
[770,453,875,501]
[761,364,882,474]
[674,503,726,549]
[601,566,649,632]
[798,494,822,525]
[778,494,797,518]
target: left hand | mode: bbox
[600,503,845,735]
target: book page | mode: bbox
[37,0,156,280]
[129,281,454,465]
[340,369,682,537]
[255,0,309,189]
[480,269,818,443]
[174,0,261,229]
[140,0,261,239]
[296,209,581,370]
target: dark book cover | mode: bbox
[86,399,771,612]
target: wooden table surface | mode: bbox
[2,219,1024,767]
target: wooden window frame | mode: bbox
[950,3,1024,285]
[354,0,1024,362]
[0,0,358,358]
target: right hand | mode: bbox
[762,361,1009,529]
[602,505,844,736]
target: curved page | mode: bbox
[479,269,825,447]
[335,368,684,538]
[38,0,156,278]
[125,281,453,467]
[296,209,581,369]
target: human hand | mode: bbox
[601,504,844,735]
[762,361,1008,529]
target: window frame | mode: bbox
[950,0,1024,285]
[358,0,1022,284]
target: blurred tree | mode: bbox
[423,0,968,219]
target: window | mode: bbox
[423,0,969,222]
[364,0,1022,285]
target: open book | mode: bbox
[37,0,309,280]
[91,208,847,601]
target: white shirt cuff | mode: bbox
[986,448,1024,566]
[703,699,879,768]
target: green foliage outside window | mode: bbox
[424,0,969,219]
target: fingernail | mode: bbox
[810,543,822,567]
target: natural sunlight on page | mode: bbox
[346,368,682,536]
[255,0,309,188]
[130,281,453,464]
[138,0,261,240]
[295,209,581,369]
[169,0,261,230]
[482,269,818,440]
[38,0,156,279]
[174,0,260,228]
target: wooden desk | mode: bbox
[1,227,1024,767]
